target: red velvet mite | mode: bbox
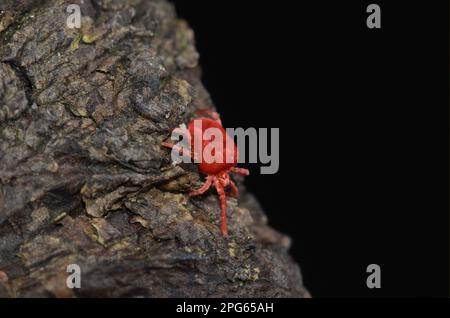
[162,109,249,235]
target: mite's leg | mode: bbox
[195,109,222,125]
[161,142,192,159]
[214,178,228,236]
[189,175,214,197]
[228,179,239,198]
[231,167,250,176]
[162,125,196,161]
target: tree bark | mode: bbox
[0,0,309,297]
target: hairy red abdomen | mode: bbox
[188,118,238,175]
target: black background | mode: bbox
[172,0,449,297]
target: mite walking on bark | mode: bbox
[163,109,249,235]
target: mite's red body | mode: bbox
[162,110,249,235]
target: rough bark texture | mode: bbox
[0,0,309,297]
